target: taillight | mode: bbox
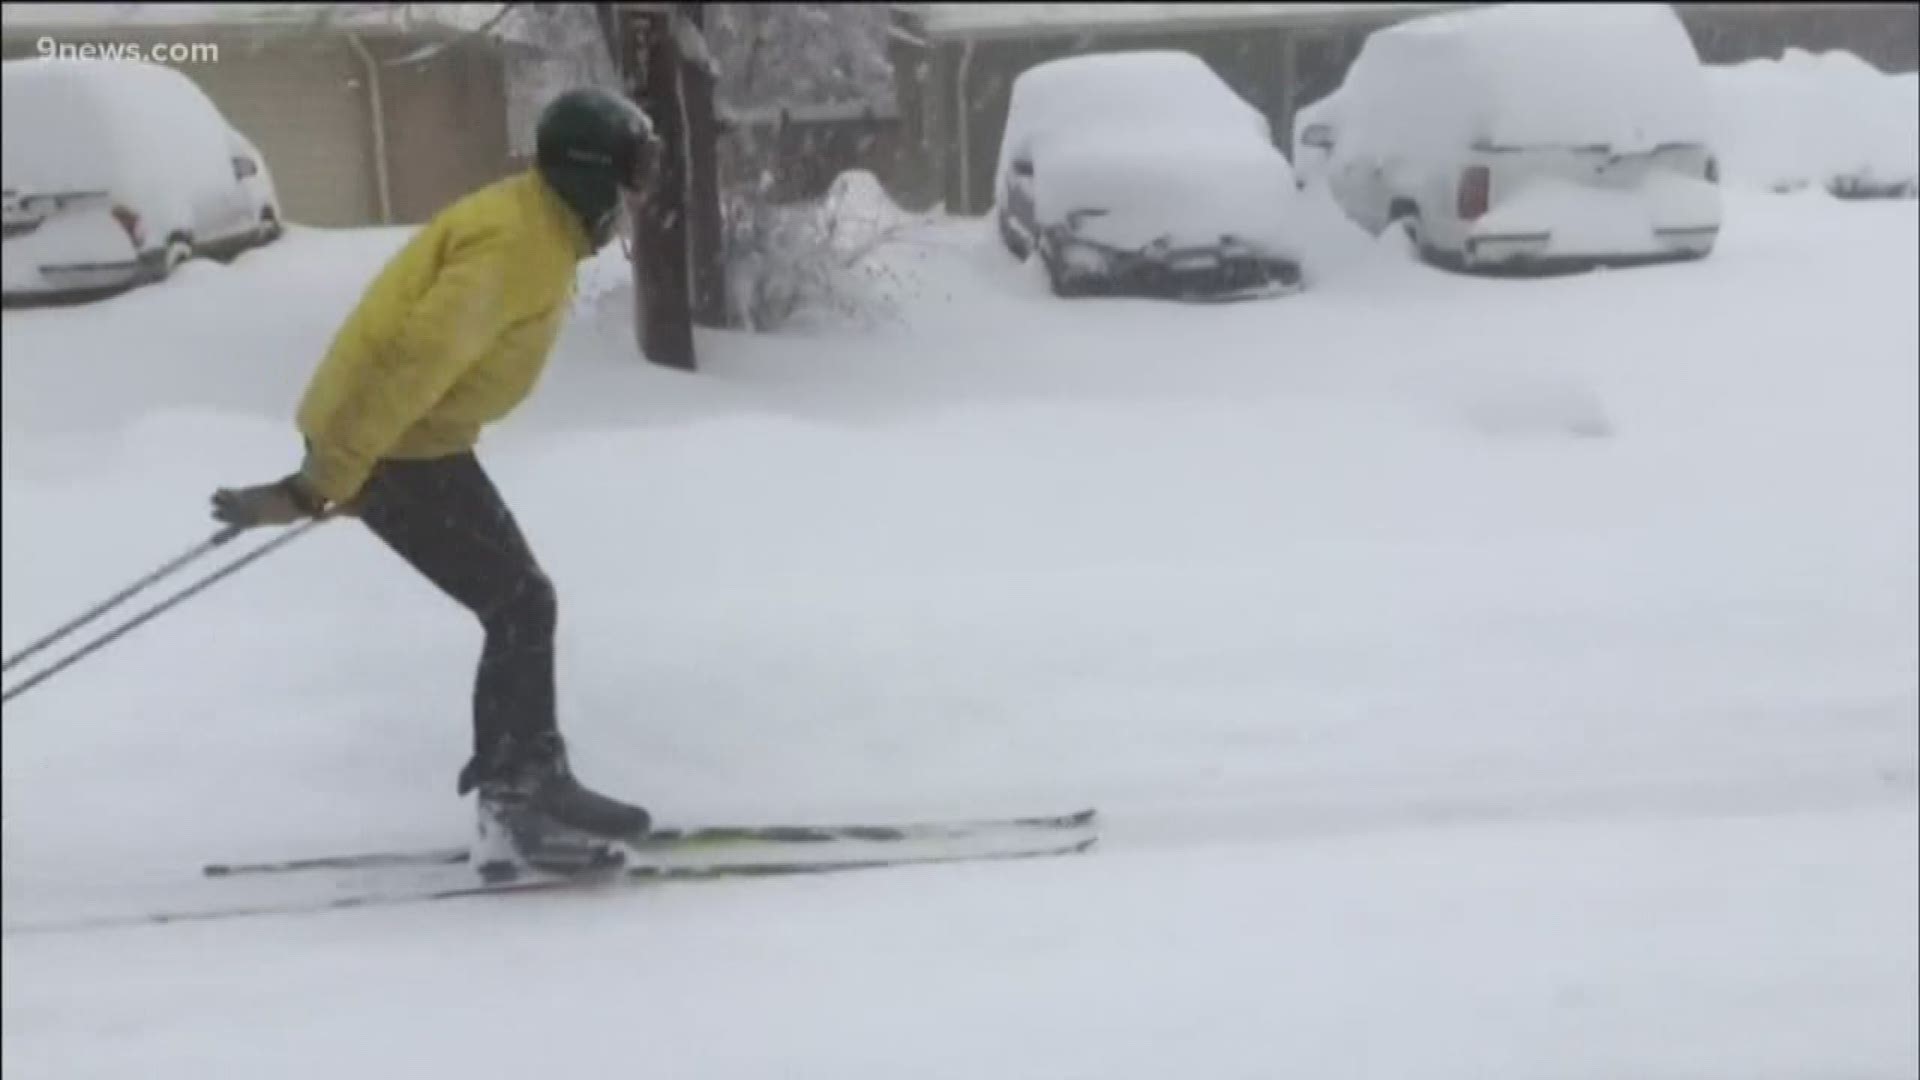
[1457,166,1490,221]
[1705,157,1719,184]
[111,204,144,247]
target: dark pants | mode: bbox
[356,452,557,788]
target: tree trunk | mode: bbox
[678,3,728,328]
[615,3,696,371]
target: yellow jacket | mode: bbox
[295,170,592,504]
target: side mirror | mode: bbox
[1300,124,1335,151]
[1011,158,1034,179]
[233,156,258,180]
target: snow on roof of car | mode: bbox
[1011,49,1248,112]
[896,3,1465,42]
[1354,2,1713,151]
[997,51,1269,178]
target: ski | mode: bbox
[202,807,1099,878]
[9,833,1098,936]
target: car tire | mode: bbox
[154,237,194,282]
[1046,261,1094,299]
[999,213,1031,261]
[1389,203,1419,241]
[258,209,282,244]
[1035,238,1076,298]
[1392,207,1448,268]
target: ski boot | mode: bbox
[462,733,652,884]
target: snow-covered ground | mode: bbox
[3,186,1916,1077]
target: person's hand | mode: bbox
[210,474,331,529]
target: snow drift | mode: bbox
[1709,49,1919,198]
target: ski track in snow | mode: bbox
[3,188,1917,1077]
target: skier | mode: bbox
[208,88,657,877]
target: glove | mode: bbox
[210,473,332,529]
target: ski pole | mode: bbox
[2,518,327,709]
[2,523,245,674]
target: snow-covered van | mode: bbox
[1298,3,1723,272]
[3,57,277,302]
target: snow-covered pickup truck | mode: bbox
[1300,2,1723,274]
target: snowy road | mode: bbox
[4,188,1916,1077]
[6,808,1914,1079]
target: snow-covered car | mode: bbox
[3,57,274,303]
[1306,3,1723,273]
[995,51,1307,301]
[1708,49,1918,200]
[226,126,285,244]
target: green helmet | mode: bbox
[535,88,656,244]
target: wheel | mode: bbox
[1391,209,1450,268]
[1039,242,1093,298]
[998,212,1031,260]
[151,237,194,281]
[258,209,282,244]
[1048,269,1093,299]
[1390,204,1422,245]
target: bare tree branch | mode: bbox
[382,2,520,66]
[703,4,892,114]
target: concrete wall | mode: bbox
[373,37,518,224]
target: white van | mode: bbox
[3,57,277,301]
[1297,3,1722,272]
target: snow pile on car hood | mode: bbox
[1035,130,1303,255]
[1709,49,1919,196]
[1350,3,1712,155]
